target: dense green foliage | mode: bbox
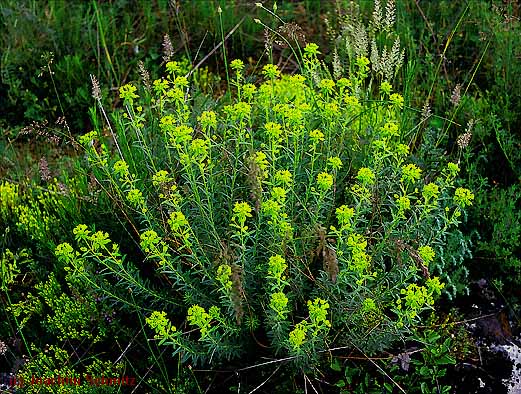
[1,1,520,393]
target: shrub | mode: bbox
[48,36,476,380]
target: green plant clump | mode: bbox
[44,34,475,380]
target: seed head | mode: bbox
[457,119,475,149]
[421,100,431,121]
[162,34,174,62]
[90,74,102,101]
[39,157,51,182]
[450,84,461,106]
[0,340,7,355]
[138,61,151,90]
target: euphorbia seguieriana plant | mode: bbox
[52,43,473,367]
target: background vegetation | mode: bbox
[1,1,519,393]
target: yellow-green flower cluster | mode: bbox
[359,297,383,328]
[36,274,101,341]
[269,292,289,319]
[165,85,185,102]
[288,298,330,352]
[401,163,422,184]
[166,61,181,77]
[139,229,170,266]
[395,143,409,156]
[446,162,460,178]
[152,170,172,186]
[119,83,139,103]
[257,74,309,106]
[327,157,343,171]
[307,298,331,330]
[381,122,399,138]
[0,248,26,292]
[389,93,404,109]
[113,160,129,178]
[127,188,146,211]
[78,131,108,166]
[55,242,75,264]
[262,199,281,218]
[69,226,120,270]
[16,204,51,242]
[303,42,320,57]
[309,129,325,144]
[319,78,335,94]
[173,76,189,89]
[396,195,411,213]
[422,182,439,204]
[267,255,287,286]
[72,223,90,241]
[0,181,18,216]
[270,187,287,204]
[274,169,292,187]
[189,138,210,163]
[187,305,213,338]
[233,202,252,224]
[230,59,245,73]
[337,77,351,90]
[316,172,334,191]
[345,95,361,113]
[168,211,189,232]
[168,124,193,147]
[255,151,269,176]
[139,230,161,253]
[265,122,283,141]
[267,254,290,322]
[146,311,177,340]
[396,277,444,322]
[112,160,148,214]
[262,203,292,239]
[320,102,339,117]
[356,56,370,78]
[356,167,375,185]
[289,74,306,85]
[223,101,251,121]
[153,78,169,96]
[349,168,375,203]
[361,297,377,314]
[216,264,233,292]
[380,81,392,96]
[397,283,430,320]
[89,230,113,252]
[426,276,445,297]
[347,234,371,275]
[231,201,253,235]
[289,321,308,351]
[262,64,280,79]
[335,205,355,230]
[198,110,217,130]
[274,104,305,126]
[167,211,191,247]
[418,245,435,266]
[454,187,474,208]
[242,83,257,101]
